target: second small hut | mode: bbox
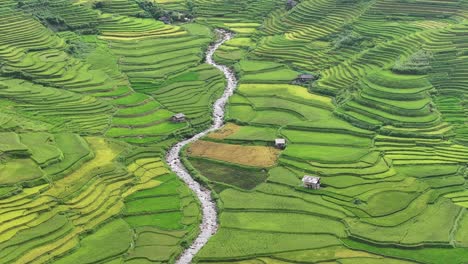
[302,175,321,189]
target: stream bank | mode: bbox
[166,29,236,264]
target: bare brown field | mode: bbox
[187,140,280,167]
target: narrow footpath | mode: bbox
[166,29,236,264]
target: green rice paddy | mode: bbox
[0,0,467,263]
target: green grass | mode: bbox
[350,198,460,245]
[127,245,178,262]
[20,133,63,166]
[0,214,72,263]
[281,129,372,146]
[0,186,17,197]
[125,196,181,214]
[251,109,304,125]
[54,219,132,264]
[242,68,298,82]
[226,125,279,142]
[124,212,184,229]
[43,133,92,178]
[136,232,180,246]
[0,132,29,154]
[344,239,468,264]
[283,144,369,163]
[105,122,186,137]
[220,188,346,219]
[115,101,162,116]
[395,164,460,178]
[365,191,420,217]
[0,158,44,185]
[128,177,180,199]
[112,109,174,126]
[189,157,269,190]
[221,211,346,236]
[198,229,341,259]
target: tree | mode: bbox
[286,0,298,10]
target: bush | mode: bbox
[93,1,104,9]
[333,31,364,49]
[135,0,193,23]
[17,0,68,31]
[136,0,164,19]
[65,40,94,58]
[393,49,433,74]
[286,0,298,10]
[18,0,97,31]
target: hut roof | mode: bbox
[302,175,320,184]
[173,113,185,119]
[298,74,314,79]
[275,138,286,145]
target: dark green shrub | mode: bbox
[333,31,364,49]
[93,1,104,9]
[393,49,433,74]
[136,0,193,23]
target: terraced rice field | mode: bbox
[0,0,468,263]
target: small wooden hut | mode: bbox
[275,138,287,149]
[302,175,321,189]
[296,74,314,82]
[171,113,186,123]
[292,74,315,84]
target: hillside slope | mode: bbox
[0,0,467,263]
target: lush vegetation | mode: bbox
[184,0,468,263]
[0,0,467,263]
[0,1,211,262]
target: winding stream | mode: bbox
[166,29,236,264]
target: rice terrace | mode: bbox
[1,0,468,263]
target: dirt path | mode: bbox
[166,29,236,264]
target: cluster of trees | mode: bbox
[17,0,98,33]
[393,49,433,74]
[325,25,373,50]
[65,39,94,58]
[93,0,194,24]
[333,31,364,49]
[135,0,194,23]
[17,0,68,31]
